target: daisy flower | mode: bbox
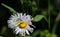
[8,13,35,36]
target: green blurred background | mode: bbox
[0,0,60,37]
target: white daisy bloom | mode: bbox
[8,13,35,36]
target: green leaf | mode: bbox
[45,33,51,37]
[40,30,49,37]
[51,34,57,37]
[32,1,36,5]
[55,13,60,22]
[1,3,17,15]
[40,31,45,37]
[52,13,60,34]
[0,36,2,37]
[32,30,40,37]
[32,7,38,12]
[33,15,47,22]
[20,0,24,4]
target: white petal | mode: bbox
[20,13,23,18]
[27,26,34,33]
[31,18,33,20]
[8,20,15,28]
[27,21,32,25]
[21,31,25,36]
[26,15,31,21]
[25,30,30,35]
[8,20,13,23]
[27,21,35,28]
[15,27,21,34]
[19,29,25,36]
[16,29,20,34]
[24,13,26,17]
[15,27,19,31]
[30,24,36,28]
[8,24,14,28]
[17,13,21,18]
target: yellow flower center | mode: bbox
[19,22,27,29]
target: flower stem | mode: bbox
[52,13,60,34]
[1,3,17,15]
[52,24,57,34]
[48,0,50,29]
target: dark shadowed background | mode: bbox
[0,0,60,37]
